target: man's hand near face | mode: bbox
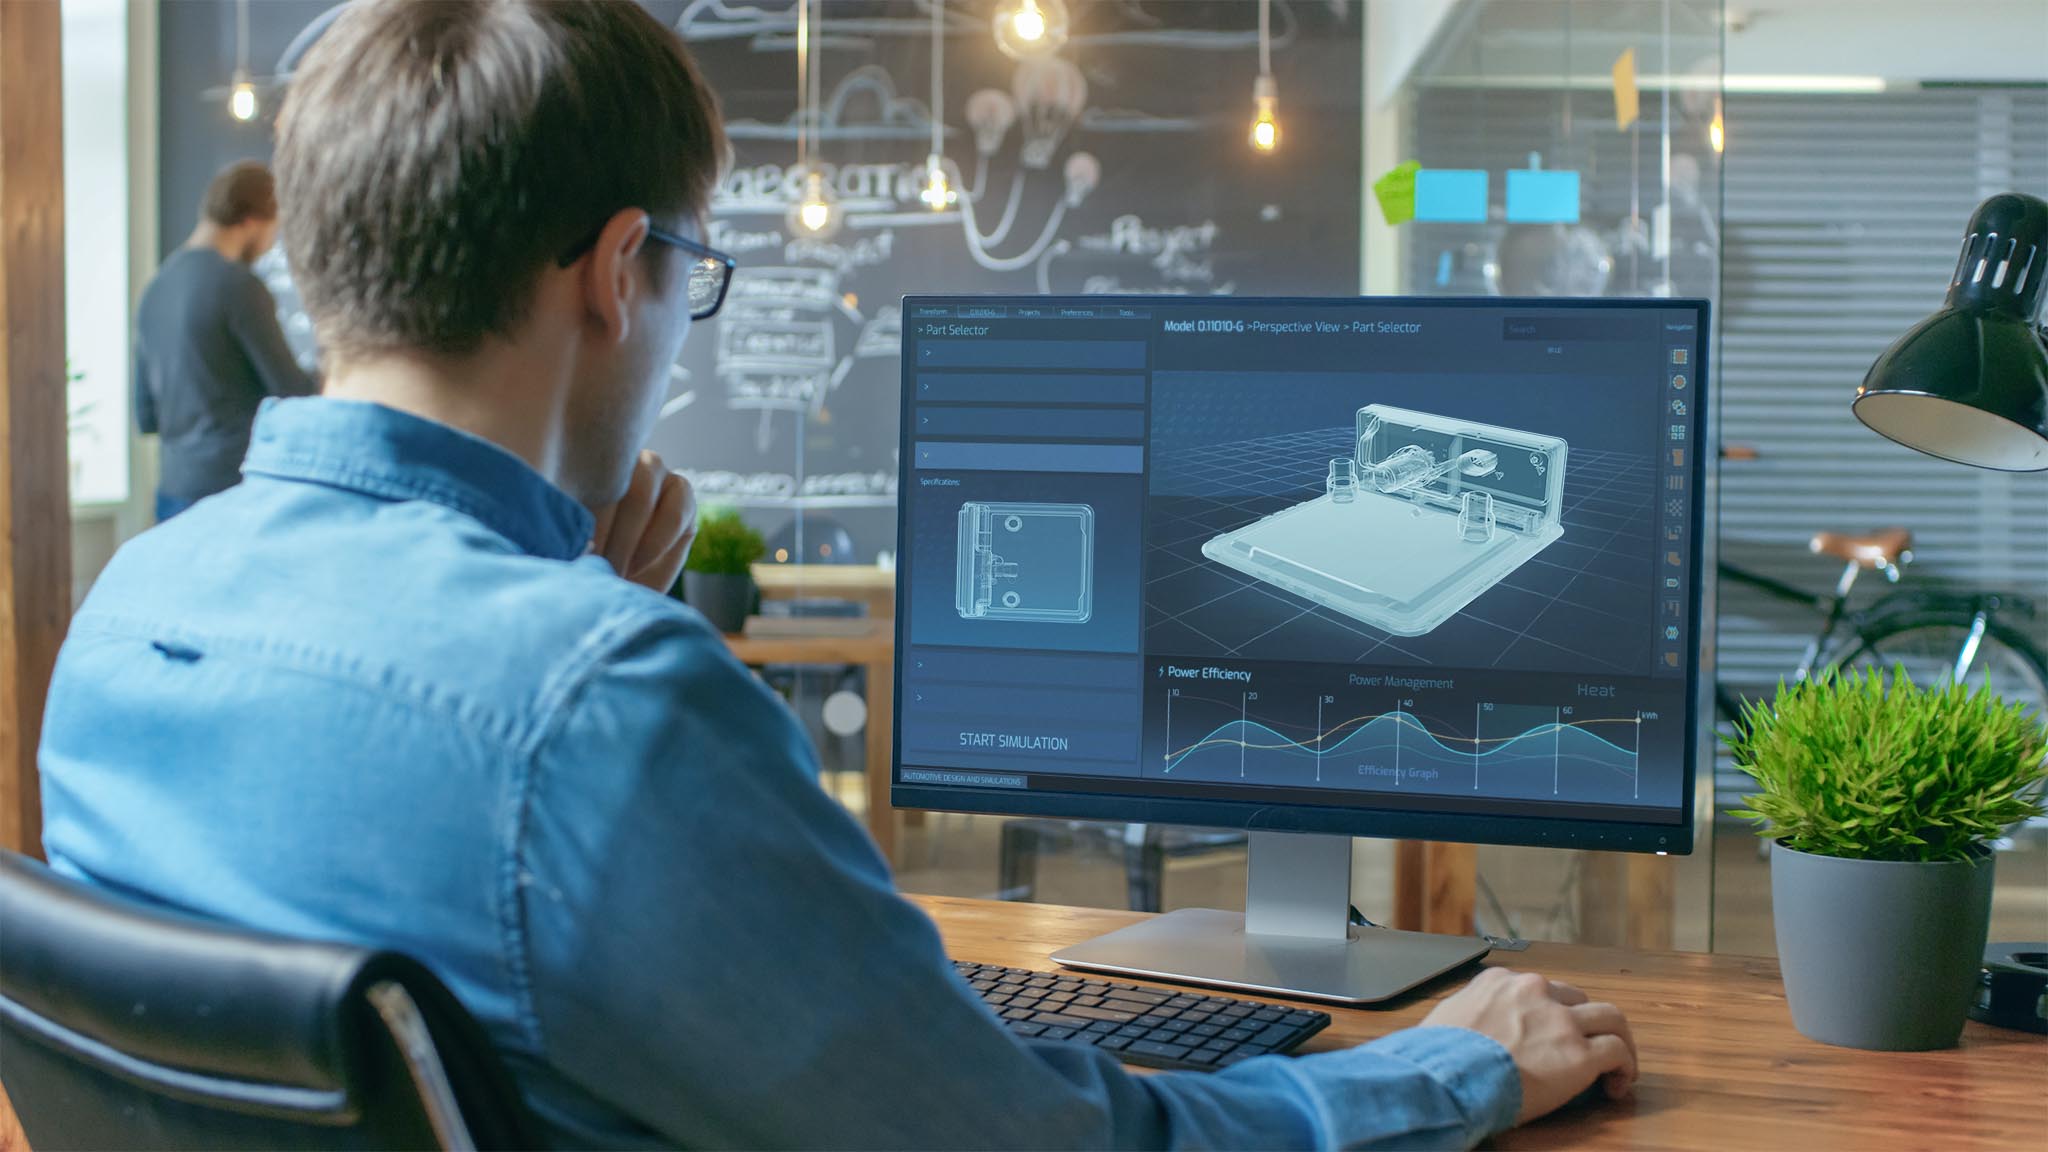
[591,450,697,595]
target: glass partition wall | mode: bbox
[672,0,1370,911]
[1381,0,1726,951]
[675,1,1739,947]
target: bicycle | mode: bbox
[1714,447,2048,722]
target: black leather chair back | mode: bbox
[0,850,537,1150]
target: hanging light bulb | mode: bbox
[920,158,956,209]
[229,71,259,121]
[994,0,1067,60]
[920,1,954,210]
[785,0,839,238]
[1248,0,1278,153]
[227,0,257,121]
[1249,75,1279,153]
[788,168,842,239]
[1708,98,1725,154]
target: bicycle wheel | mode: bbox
[1829,613,2048,720]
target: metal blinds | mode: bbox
[1715,89,2048,807]
[1404,85,2046,809]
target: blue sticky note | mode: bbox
[1506,169,1581,223]
[1414,169,1488,223]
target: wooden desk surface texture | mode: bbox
[718,622,892,666]
[912,895,2046,1151]
[750,563,894,604]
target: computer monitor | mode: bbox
[893,296,1710,1002]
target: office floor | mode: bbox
[830,773,2048,954]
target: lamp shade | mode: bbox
[1853,192,2048,471]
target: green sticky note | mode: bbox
[1372,161,1420,226]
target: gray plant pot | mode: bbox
[1770,839,1994,1050]
[682,571,757,635]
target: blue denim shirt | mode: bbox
[40,397,1519,1149]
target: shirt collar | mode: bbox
[241,397,595,562]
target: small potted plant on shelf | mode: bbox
[1729,668,2047,1051]
[673,506,765,635]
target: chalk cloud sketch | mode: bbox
[724,63,944,143]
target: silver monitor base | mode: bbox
[1051,908,1488,1004]
[1050,832,1489,1004]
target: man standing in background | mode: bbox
[133,161,317,520]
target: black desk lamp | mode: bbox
[1853,193,2048,1035]
[1853,192,2048,471]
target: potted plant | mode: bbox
[674,506,764,634]
[1729,668,2047,1050]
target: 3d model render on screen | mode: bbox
[1203,405,1569,637]
[956,501,1096,623]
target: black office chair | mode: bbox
[0,850,537,1150]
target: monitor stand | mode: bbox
[1050,831,1489,1004]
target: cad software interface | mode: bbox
[897,298,1706,830]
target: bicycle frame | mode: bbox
[1717,552,2031,724]
[1719,555,1907,681]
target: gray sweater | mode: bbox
[134,247,318,500]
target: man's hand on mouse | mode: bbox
[1420,966,1639,1125]
[591,450,697,595]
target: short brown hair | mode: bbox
[275,0,726,359]
[201,161,277,227]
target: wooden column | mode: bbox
[1579,851,1677,949]
[1624,853,1675,950]
[1392,840,1476,935]
[0,0,70,860]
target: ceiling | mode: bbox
[1380,0,2048,98]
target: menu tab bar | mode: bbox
[913,302,1153,322]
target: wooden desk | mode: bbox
[915,895,2046,1151]
[721,623,898,862]
[750,563,895,619]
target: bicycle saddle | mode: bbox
[1809,527,1913,568]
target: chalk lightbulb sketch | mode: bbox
[1012,56,1084,168]
[948,57,1097,275]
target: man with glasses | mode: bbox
[38,1,1631,1147]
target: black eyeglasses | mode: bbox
[557,224,737,321]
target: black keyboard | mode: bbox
[953,960,1330,1072]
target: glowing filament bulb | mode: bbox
[1012,1,1046,42]
[791,169,839,238]
[919,161,956,209]
[230,78,258,122]
[1709,110,1725,154]
[1250,106,1278,152]
[994,0,1066,59]
[1249,75,1279,153]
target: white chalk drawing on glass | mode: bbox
[253,245,321,376]
[719,62,1099,273]
[956,501,1095,624]
[1203,405,1569,637]
[674,1,1282,57]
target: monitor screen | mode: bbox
[892,297,1708,853]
